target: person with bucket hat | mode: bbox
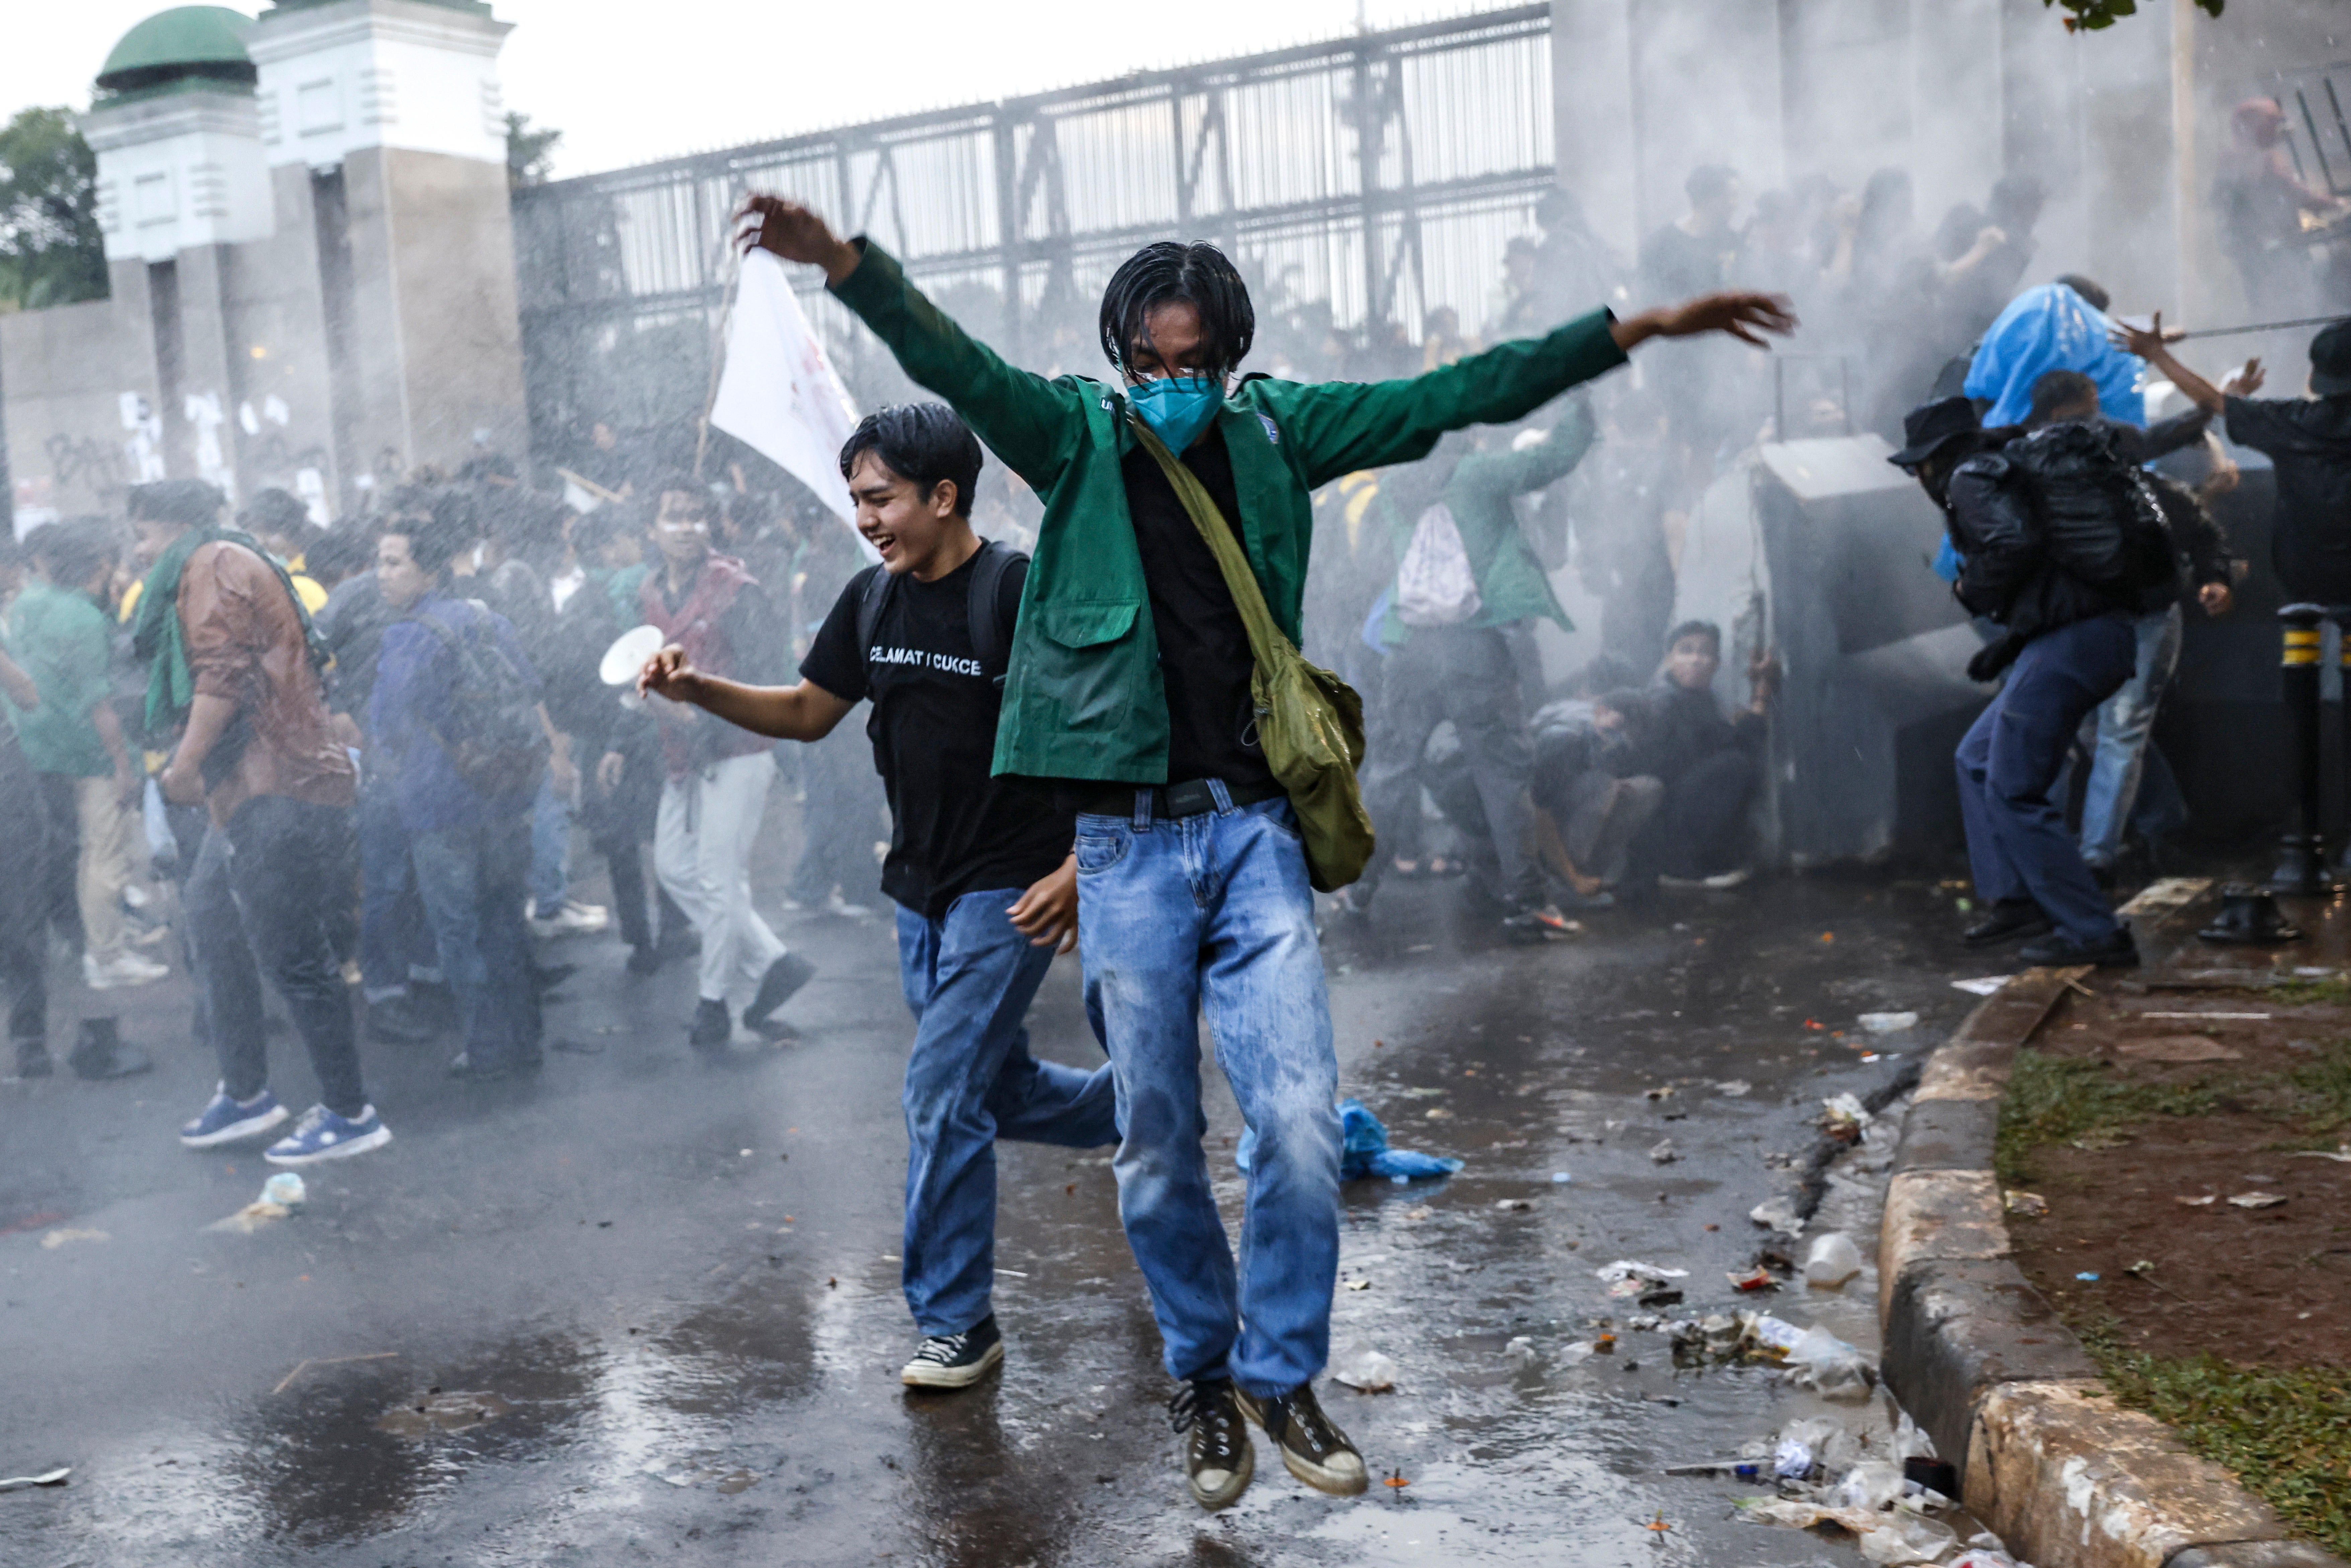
[1890,396,2142,968]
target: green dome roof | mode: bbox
[96,8,257,100]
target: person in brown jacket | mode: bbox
[127,480,391,1166]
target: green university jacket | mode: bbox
[829,241,1630,783]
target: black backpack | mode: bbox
[2004,421,2178,605]
[852,539,1024,688]
[410,601,550,798]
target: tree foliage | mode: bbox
[0,107,107,313]
[505,111,562,189]
[2042,0,2222,31]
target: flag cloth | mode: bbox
[1964,281,2146,429]
[710,248,862,523]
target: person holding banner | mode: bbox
[733,190,1793,1510]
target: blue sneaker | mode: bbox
[180,1083,291,1149]
[263,1104,392,1166]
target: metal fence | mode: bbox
[510,4,1557,466]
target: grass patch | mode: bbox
[2269,974,2351,1007]
[2077,1320,2351,1559]
[2287,1042,2351,1136]
[1995,1048,2224,1185]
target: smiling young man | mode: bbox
[733,192,1794,1510]
[640,404,1116,1391]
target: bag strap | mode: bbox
[963,539,1024,688]
[1127,414,1292,668]
[853,563,896,664]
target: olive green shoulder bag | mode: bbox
[1129,415,1375,891]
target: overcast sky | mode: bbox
[6,1,1485,177]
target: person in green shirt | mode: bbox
[736,191,1792,1511]
[7,520,168,994]
[1352,400,1600,930]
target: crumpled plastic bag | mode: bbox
[1238,1099,1463,1182]
[1785,1323,1878,1402]
[1833,1460,1909,1512]
[1859,1512,1959,1564]
[1329,1340,1398,1392]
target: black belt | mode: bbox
[1070,777,1286,820]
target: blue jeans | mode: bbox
[357,776,433,1000]
[1075,790,1343,1396]
[411,815,541,1069]
[1957,614,2136,946]
[2078,605,2182,869]
[897,889,1117,1335]
[530,772,569,914]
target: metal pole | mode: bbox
[2271,603,2334,894]
[2333,604,2351,878]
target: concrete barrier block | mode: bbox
[1879,1169,2008,1321]
[1892,1095,2004,1175]
[1917,1038,2019,1102]
[1967,1381,2292,1568]
[1880,1256,2101,1475]
[2167,1544,2351,1568]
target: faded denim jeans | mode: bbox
[896,889,1118,1336]
[2077,605,2180,869]
[1075,789,1343,1396]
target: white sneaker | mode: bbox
[84,951,169,990]
[822,892,874,921]
[529,899,610,939]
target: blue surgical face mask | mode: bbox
[1127,374,1223,453]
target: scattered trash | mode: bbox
[1239,1100,1464,1184]
[1774,1437,1816,1480]
[2114,1036,2242,1064]
[2074,1272,2101,1282]
[1857,1012,1919,1034]
[1648,1138,1680,1165]
[2116,876,2213,918]
[1665,1459,1769,1479]
[1949,1546,2030,1568]
[1820,1094,1871,1143]
[1598,1260,1689,1299]
[1504,1335,1543,1373]
[1343,1278,1371,1291]
[1423,1107,1453,1120]
[2227,1192,2289,1209]
[1860,1513,1960,1565]
[1728,1266,1778,1293]
[0,1468,69,1492]
[209,1173,311,1234]
[1905,1457,1960,1497]
[2002,1190,2049,1218]
[1550,1171,1573,1184]
[377,1391,513,1437]
[1832,1459,1908,1511]
[37,1229,107,1249]
[2289,1146,2351,1163]
[1803,1232,1864,1288]
[2175,1194,2217,1206]
[1783,1323,1876,1401]
[1749,1196,1804,1236]
[715,1470,757,1495]
[1495,1198,1532,1212]
[1951,976,2009,997]
[1330,1342,1398,1393]
[1714,1079,1752,1097]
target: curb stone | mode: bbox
[1876,967,2349,1568]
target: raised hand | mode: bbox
[1614,292,1798,352]
[637,645,700,704]
[734,194,862,285]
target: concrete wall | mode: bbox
[0,279,162,529]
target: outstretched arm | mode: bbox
[1278,292,1795,488]
[637,645,855,742]
[737,195,1084,490]
[2111,312,2263,417]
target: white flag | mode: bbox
[710,248,861,524]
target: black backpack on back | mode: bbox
[411,601,550,799]
[2004,421,2178,607]
[853,539,1025,688]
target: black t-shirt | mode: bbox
[2226,393,2351,601]
[1118,427,1276,789]
[799,553,1074,918]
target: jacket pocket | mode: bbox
[1026,600,1143,733]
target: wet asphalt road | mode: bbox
[0,860,1993,1567]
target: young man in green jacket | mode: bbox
[737,192,1791,1510]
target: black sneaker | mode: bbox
[688,999,732,1051]
[900,1314,1004,1390]
[2016,926,2140,969]
[625,944,663,977]
[12,1039,51,1079]
[742,952,815,1041]
[69,1018,152,1082]
[1169,1378,1253,1510]
[1964,898,2053,948]
[1234,1381,1367,1496]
